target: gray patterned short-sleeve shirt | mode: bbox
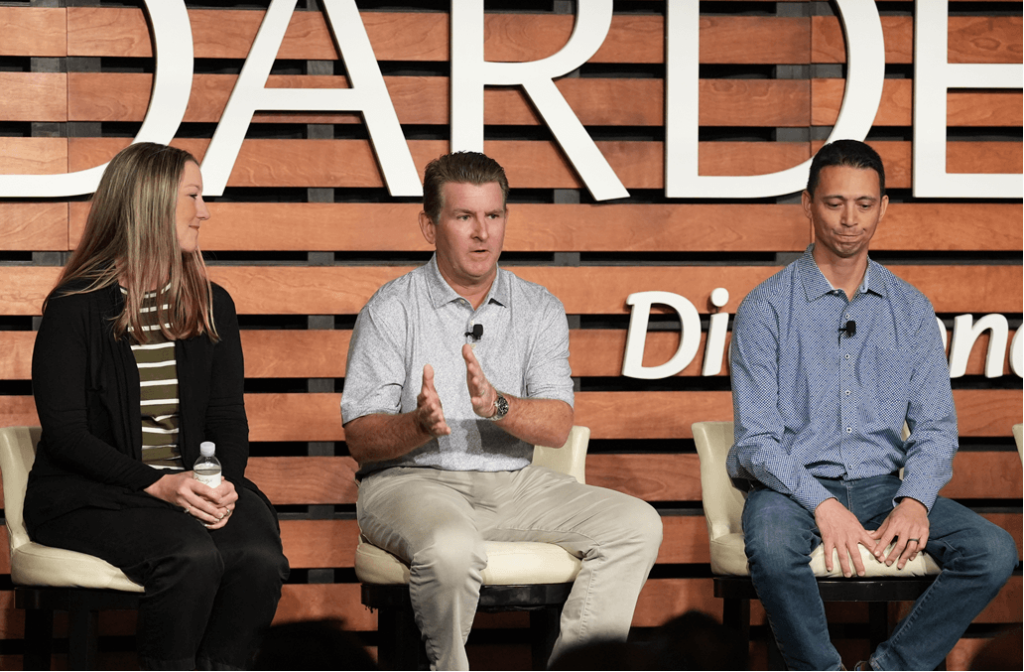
[342,255,574,477]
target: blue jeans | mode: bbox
[742,474,1017,671]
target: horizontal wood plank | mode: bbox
[66,73,811,128]
[812,16,1022,64]
[5,324,1015,382]
[813,15,913,64]
[61,137,809,188]
[0,73,67,122]
[43,137,1020,191]
[0,202,68,252]
[0,137,67,176]
[59,201,1022,253]
[69,202,812,253]
[812,78,1023,128]
[0,332,35,380]
[235,453,1024,505]
[1,265,1020,316]
[0,7,66,57]
[65,9,809,65]
[274,583,376,631]
[7,7,1018,69]
[248,456,359,506]
[3,389,1018,446]
[280,519,359,569]
[251,389,1024,442]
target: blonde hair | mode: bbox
[54,142,218,342]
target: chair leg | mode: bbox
[23,608,54,671]
[868,602,889,653]
[67,602,98,671]
[376,606,427,671]
[529,604,563,670]
[722,597,750,648]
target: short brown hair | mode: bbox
[422,152,509,223]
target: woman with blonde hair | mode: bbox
[25,142,288,670]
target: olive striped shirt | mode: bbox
[124,287,183,470]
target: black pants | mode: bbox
[33,487,290,670]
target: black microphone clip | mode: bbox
[465,323,484,341]
[838,320,856,345]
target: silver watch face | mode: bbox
[492,393,509,420]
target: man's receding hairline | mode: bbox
[432,179,508,221]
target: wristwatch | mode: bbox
[487,392,509,422]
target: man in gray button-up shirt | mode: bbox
[342,152,662,670]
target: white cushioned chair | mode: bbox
[0,426,143,670]
[692,421,941,667]
[355,425,589,670]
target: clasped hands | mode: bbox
[415,344,499,437]
[144,471,238,529]
[814,497,929,578]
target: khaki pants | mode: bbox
[357,465,663,670]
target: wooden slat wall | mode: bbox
[0,3,1020,670]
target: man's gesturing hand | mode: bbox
[869,498,929,569]
[814,498,877,577]
[463,344,498,418]
[415,364,450,437]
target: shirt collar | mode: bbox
[797,244,886,301]
[424,254,509,310]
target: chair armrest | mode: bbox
[532,426,589,484]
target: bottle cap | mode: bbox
[200,441,216,457]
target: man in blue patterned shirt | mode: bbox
[727,140,1017,670]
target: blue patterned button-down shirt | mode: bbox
[727,245,957,513]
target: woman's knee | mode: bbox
[227,539,289,585]
[145,533,225,595]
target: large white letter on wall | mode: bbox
[203,0,420,197]
[622,291,702,379]
[450,0,628,201]
[0,1,192,198]
[948,313,1010,378]
[664,0,885,198]
[913,0,1023,198]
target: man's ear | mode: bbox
[801,189,813,219]
[418,210,436,245]
[877,193,889,223]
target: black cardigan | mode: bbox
[25,281,263,533]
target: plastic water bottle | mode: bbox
[193,441,222,488]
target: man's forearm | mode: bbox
[493,396,573,449]
[344,413,433,465]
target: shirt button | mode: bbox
[844,354,850,360]
[845,313,851,320]
[845,390,851,396]
[846,427,853,433]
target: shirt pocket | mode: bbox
[871,346,912,420]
